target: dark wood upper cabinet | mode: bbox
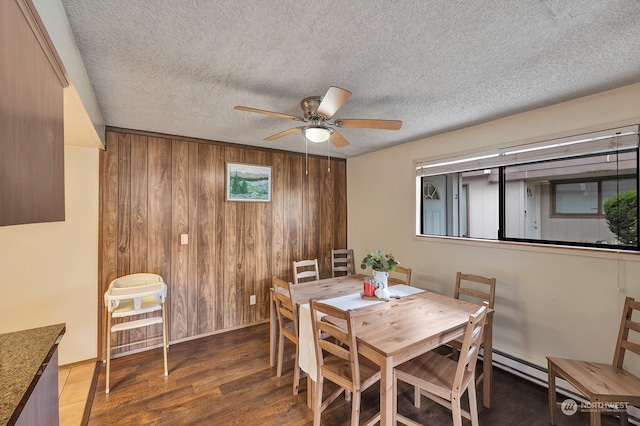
[0,0,68,226]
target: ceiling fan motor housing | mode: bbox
[300,96,323,120]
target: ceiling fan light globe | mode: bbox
[304,127,332,143]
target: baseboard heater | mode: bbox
[483,349,640,424]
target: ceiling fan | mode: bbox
[234,86,402,148]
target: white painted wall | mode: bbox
[0,146,99,365]
[348,83,640,376]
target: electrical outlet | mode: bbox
[180,234,189,245]
[250,295,256,305]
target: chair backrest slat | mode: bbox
[319,338,351,360]
[620,340,640,356]
[626,319,640,334]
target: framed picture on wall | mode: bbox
[226,163,272,202]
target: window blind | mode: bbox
[415,125,639,177]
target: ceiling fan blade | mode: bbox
[234,106,303,121]
[316,87,352,119]
[264,127,303,141]
[334,119,402,130]
[329,130,350,148]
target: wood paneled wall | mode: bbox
[99,129,347,354]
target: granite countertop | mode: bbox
[0,324,66,425]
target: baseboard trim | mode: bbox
[483,349,640,424]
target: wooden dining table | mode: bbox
[269,274,494,425]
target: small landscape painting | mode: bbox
[226,163,271,202]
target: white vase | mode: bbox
[372,270,389,290]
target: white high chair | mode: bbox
[104,273,168,393]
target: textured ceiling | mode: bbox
[60,0,640,158]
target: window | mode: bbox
[423,180,440,199]
[502,152,637,246]
[552,176,636,217]
[553,181,599,215]
[416,126,639,250]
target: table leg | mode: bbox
[380,357,394,425]
[483,312,493,409]
[269,290,277,367]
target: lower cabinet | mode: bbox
[15,349,59,426]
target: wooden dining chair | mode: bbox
[272,277,303,395]
[388,265,412,286]
[394,303,489,426]
[547,296,640,426]
[448,273,496,368]
[309,299,381,426]
[293,259,320,284]
[331,249,355,277]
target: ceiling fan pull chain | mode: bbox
[327,140,331,173]
[305,137,309,175]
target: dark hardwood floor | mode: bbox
[88,323,621,425]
